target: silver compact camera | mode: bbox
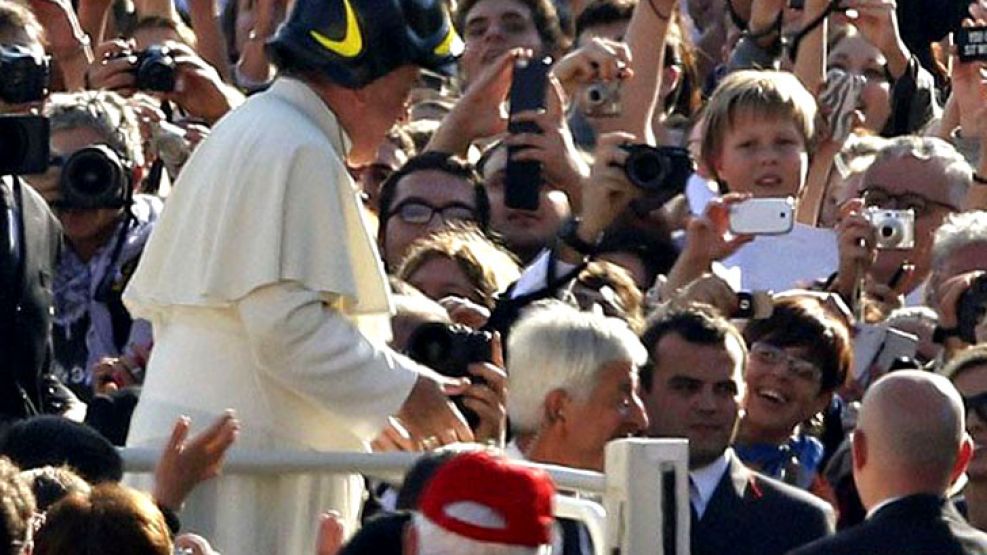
[581,80,622,117]
[866,207,915,250]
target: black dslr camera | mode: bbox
[0,44,50,104]
[405,322,493,429]
[619,144,695,213]
[0,115,49,175]
[116,45,177,92]
[57,145,131,209]
[958,274,987,344]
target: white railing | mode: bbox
[121,438,689,555]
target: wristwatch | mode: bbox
[557,217,599,257]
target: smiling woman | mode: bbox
[734,295,851,492]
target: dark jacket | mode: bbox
[0,177,61,422]
[690,451,835,555]
[788,494,987,555]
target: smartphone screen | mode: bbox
[505,57,551,211]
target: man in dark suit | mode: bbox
[0,174,61,424]
[789,371,987,555]
[640,306,835,555]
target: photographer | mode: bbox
[24,90,159,401]
[0,1,66,425]
[829,136,970,318]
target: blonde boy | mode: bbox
[701,70,818,198]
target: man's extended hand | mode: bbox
[394,372,474,449]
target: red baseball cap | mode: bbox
[419,451,556,547]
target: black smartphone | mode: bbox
[957,26,987,63]
[0,115,50,175]
[505,56,552,211]
[887,262,911,290]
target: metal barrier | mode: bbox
[122,438,689,555]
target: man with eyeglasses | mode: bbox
[377,151,490,269]
[640,306,834,555]
[831,136,971,313]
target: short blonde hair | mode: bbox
[700,70,817,180]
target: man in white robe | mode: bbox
[122,1,472,553]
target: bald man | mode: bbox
[789,371,987,555]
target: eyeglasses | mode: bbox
[749,342,823,383]
[861,186,957,217]
[389,200,476,226]
[963,391,987,423]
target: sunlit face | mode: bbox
[380,169,478,268]
[743,342,831,441]
[406,255,484,305]
[562,359,649,471]
[828,32,891,134]
[644,333,745,468]
[953,364,987,481]
[713,111,808,198]
[853,155,959,286]
[459,0,544,88]
[349,66,419,166]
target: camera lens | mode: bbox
[879,222,901,242]
[624,146,667,190]
[58,145,128,208]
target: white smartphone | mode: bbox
[728,197,795,235]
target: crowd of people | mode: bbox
[3,0,987,552]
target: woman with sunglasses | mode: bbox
[944,345,987,532]
[734,296,852,495]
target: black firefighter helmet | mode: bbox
[268,0,464,88]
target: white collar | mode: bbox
[268,77,353,157]
[689,450,731,518]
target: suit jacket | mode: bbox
[788,494,987,555]
[0,177,61,421]
[690,451,835,555]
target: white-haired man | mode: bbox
[506,301,649,471]
[408,450,555,555]
[924,211,987,357]
[833,136,971,309]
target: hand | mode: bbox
[91,355,141,395]
[665,273,739,316]
[842,0,910,78]
[86,39,138,94]
[504,77,590,204]
[174,534,221,555]
[395,373,474,449]
[370,416,415,452]
[250,0,288,37]
[161,42,244,122]
[577,132,645,239]
[859,272,912,322]
[937,271,985,330]
[550,37,632,96]
[315,512,345,555]
[951,23,987,140]
[685,194,756,265]
[831,198,876,298]
[152,410,240,510]
[427,48,527,154]
[462,333,507,446]
[438,296,491,329]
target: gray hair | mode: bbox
[867,136,971,209]
[925,211,987,308]
[413,514,551,555]
[44,90,144,167]
[507,301,648,435]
